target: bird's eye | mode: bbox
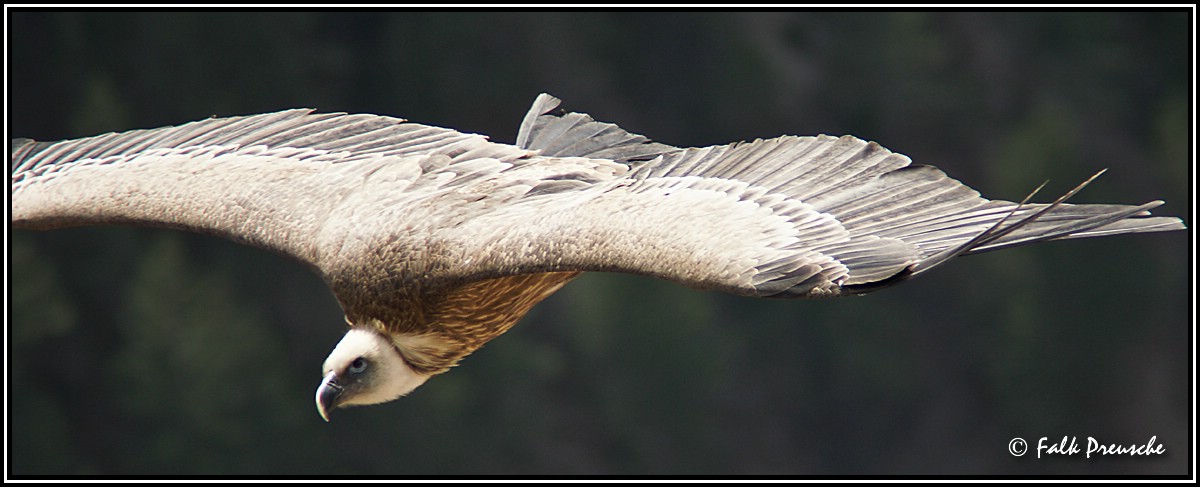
[349,357,367,373]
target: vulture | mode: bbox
[10,94,1185,421]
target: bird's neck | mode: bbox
[346,271,581,375]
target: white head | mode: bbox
[315,328,430,421]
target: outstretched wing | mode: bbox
[10,109,543,267]
[406,96,1184,299]
[11,96,1185,307]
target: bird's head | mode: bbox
[316,327,430,421]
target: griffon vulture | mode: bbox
[10,94,1185,421]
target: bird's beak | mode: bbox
[316,371,344,422]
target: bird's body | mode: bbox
[10,94,1186,419]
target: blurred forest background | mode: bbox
[6,10,1192,476]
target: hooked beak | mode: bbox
[316,371,344,422]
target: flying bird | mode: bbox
[10,94,1186,421]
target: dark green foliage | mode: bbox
[8,11,1189,475]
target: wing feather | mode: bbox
[516,93,677,162]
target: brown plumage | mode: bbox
[353,271,581,374]
[9,93,1186,420]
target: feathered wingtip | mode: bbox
[909,169,1107,275]
[958,169,1186,254]
[844,169,1185,294]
